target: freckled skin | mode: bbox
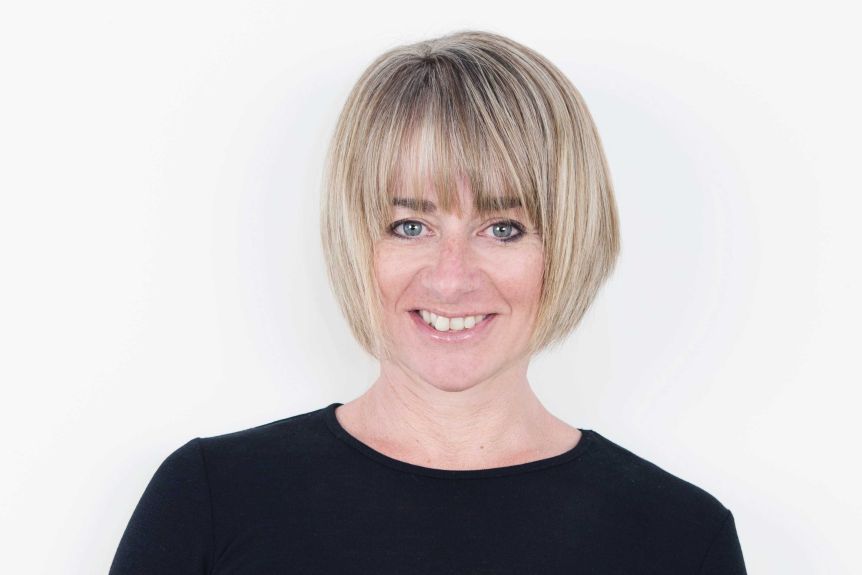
[335,173,583,468]
[372,175,544,395]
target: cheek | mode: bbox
[373,246,413,305]
[499,248,544,304]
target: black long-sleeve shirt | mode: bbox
[109,402,747,574]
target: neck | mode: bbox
[338,359,573,470]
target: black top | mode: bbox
[109,403,747,574]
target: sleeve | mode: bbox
[698,509,748,575]
[108,438,214,575]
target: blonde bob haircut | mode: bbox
[320,29,620,359]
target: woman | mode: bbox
[109,30,747,574]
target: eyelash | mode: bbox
[387,219,527,243]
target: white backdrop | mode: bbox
[1,1,859,573]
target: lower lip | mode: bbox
[409,311,496,343]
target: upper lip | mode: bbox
[412,308,494,318]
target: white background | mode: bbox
[1,1,859,573]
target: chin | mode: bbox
[405,357,496,393]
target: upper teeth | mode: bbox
[419,310,488,332]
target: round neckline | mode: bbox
[322,402,594,479]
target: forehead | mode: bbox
[391,195,523,214]
[388,166,526,217]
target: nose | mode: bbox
[423,234,480,300]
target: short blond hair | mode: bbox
[320,29,620,359]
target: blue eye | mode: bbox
[490,220,525,242]
[390,220,424,238]
[387,219,526,242]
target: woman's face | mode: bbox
[373,174,544,392]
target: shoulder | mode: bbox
[582,429,731,532]
[195,405,332,467]
[160,405,338,513]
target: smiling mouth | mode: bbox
[411,309,494,333]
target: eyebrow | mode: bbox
[391,196,523,213]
